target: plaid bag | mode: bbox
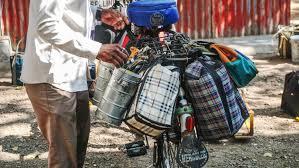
[185,56,249,140]
[125,63,180,137]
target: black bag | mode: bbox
[281,71,299,117]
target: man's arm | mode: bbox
[36,0,101,60]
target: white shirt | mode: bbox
[21,0,102,92]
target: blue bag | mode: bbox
[210,44,258,88]
[226,50,258,87]
[127,0,179,28]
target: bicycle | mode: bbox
[93,2,209,166]
[128,32,209,168]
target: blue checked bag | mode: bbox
[185,56,249,140]
[125,64,180,137]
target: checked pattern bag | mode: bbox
[137,64,180,125]
[125,64,180,137]
[185,56,249,140]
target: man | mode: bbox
[20,0,129,167]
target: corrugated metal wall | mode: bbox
[0,0,116,50]
[176,0,291,39]
[1,0,292,49]
[1,0,29,50]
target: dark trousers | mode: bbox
[25,84,90,168]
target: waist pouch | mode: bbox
[125,63,180,137]
[127,0,179,28]
[185,56,249,140]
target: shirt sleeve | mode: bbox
[36,0,101,60]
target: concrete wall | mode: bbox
[0,36,13,78]
[291,0,299,24]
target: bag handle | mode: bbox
[210,44,231,63]
[213,44,238,55]
[210,44,238,63]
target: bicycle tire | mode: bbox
[154,132,180,168]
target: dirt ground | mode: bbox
[0,56,298,168]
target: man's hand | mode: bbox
[101,9,129,30]
[97,44,128,68]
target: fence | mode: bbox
[176,0,291,39]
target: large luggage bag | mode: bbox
[185,56,249,140]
